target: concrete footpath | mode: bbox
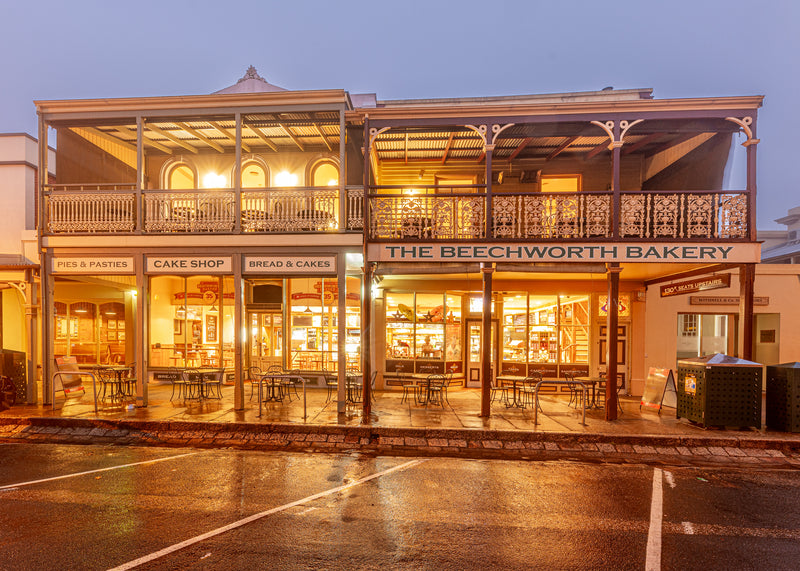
[2,416,799,469]
[2,384,799,469]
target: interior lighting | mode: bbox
[275,171,298,186]
[327,179,338,186]
[202,172,227,188]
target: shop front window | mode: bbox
[385,291,463,375]
[497,294,590,374]
[53,277,135,366]
[288,276,360,372]
[148,275,233,369]
[528,296,558,364]
[502,293,528,363]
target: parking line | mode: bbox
[0,452,199,490]
[109,458,426,571]
[646,467,663,571]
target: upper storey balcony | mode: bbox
[37,90,364,239]
[362,96,762,246]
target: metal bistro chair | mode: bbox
[400,376,417,404]
[520,372,543,410]
[425,374,447,407]
[181,368,203,401]
[564,372,584,409]
[169,367,188,401]
[123,363,137,400]
[323,369,338,403]
[203,368,224,400]
[247,366,263,401]
[281,369,303,402]
[490,377,509,405]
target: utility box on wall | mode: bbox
[676,353,762,429]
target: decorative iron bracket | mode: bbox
[725,117,759,146]
[591,119,643,149]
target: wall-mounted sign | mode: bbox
[52,257,134,274]
[660,274,731,297]
[243,255,337,274]
[368,242,761,263]
[146,256,231,274]
[689,295,769,305]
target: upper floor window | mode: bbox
[168,164,196,190]
[311,160,339,187]
[241,160,268,188]
[541,175,581,193]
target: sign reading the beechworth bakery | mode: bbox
[368,242,761,264]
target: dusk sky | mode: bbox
[1,0,795,228]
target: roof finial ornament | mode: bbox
[238,66,265,84]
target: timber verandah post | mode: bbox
[360,115,371,421]
[479,127,496,418]
[481,263,493,417]
[606,263,621,421]
[740,116,758,361]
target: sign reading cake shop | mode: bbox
[146,256,232,274]
[243,255,337,274]
[52,257,134,274]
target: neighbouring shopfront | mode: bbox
[49,256,137,367]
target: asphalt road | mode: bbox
[1,443,798,570]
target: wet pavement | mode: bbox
[2,444,800,570]
[2,382,799,468]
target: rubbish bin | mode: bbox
[0,349,26,405]
[766,362,800,432]
[676,353,762,428]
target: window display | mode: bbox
[288,276,361,372]
[148,275,234,369]
[53,280,133,365]
[499,294,589,374]
[385,291,463,375]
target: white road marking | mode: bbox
[109,459,426,571]
[663,470,676,489]
[682,521,695,535]
[646,467,663,571]
[0,452,199,490]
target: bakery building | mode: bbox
[35,68,763,419]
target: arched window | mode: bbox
[163,161,197,190]
[241,159,269,188]
[310,159,339,187]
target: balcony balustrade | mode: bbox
[43,183,749,241]
[368,187,750,241]
[44,185,365,235]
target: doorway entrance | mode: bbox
[466,319,498,388]
[248,311,283,371]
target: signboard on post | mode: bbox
[640,367,677,413]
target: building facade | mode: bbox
[0,133,53,402]
[34,68,763,419]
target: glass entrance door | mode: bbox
[466,319,497,388]
[248,311,283,371]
